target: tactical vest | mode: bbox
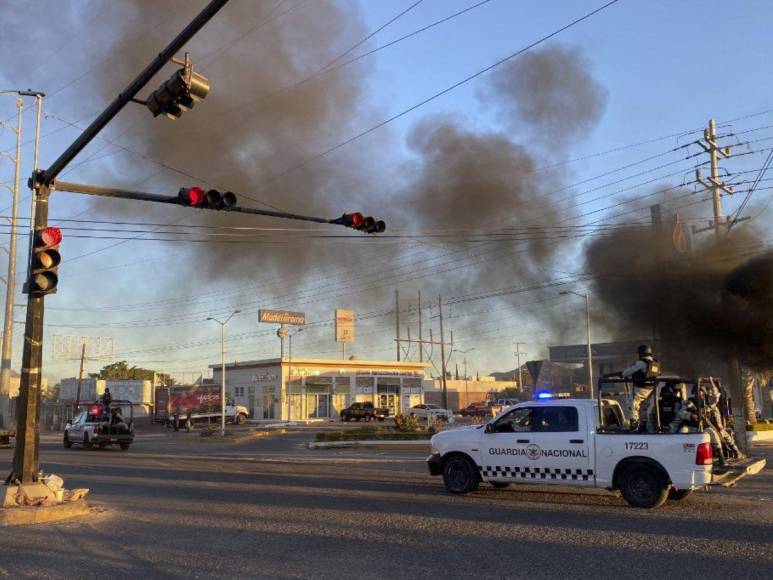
[632,357,660,387]
[659,390,680,425]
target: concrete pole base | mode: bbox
[0,498,90,527]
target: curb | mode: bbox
[308,439,431,450]
[0,499,90,527]
[749,430,773,443]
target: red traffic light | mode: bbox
[333,212,365,228]
[179,186,206,206]
[40,226,62,247]
[178,187,236,210]
[28,226,62,295]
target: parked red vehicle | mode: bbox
[460,401,502,418]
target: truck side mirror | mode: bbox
[484,423,494,434]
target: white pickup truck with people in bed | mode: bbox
[428,377,765,508]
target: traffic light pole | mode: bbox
[53,180,358,225]
[6,0,231,485]
[7,185,50,484]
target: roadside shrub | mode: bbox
[427,418,449,435]
[200,424,219,437]
[393,413,420,432]
[747,422,773,431]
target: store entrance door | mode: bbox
[309,393,330,419]
[379,393,400,417]
[263,394,275,419]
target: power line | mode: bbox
[240,0,623,198]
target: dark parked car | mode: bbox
[340,402,389,422]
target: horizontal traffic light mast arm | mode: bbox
[40,0,230,185]
[55,180,344,225]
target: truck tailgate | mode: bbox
[711,457,767,487]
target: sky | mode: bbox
[1,0,772,384]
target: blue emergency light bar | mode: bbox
[535,391,572,400]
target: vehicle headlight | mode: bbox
[430,443,439,455]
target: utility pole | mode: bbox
[694,118,735,240]
[692,119,754,447]
[74,343,86,414]
[0,97,23,419]
[10,183,51,483]
[395,289,400,361]
[417,290,423,362]
[438,295,448,410]
[514,342,525,392]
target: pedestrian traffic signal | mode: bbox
[178,187,236,210]
[145,54,210,120]
[28,226,62,295]
[332,212,385,233]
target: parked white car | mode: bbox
[409,404,452,422]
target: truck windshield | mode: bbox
[493,407,534,433]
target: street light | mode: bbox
[207,309,241,435]
[560,291,594,399]
[457,348,475,408]
[286,327,304,422]
[0,89,44,430]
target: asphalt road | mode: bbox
[1,426,772,579]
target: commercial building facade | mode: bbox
[211,358,430,421]
[424,377,519,411]
[58,378,154,417]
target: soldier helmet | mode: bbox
[637,344,653,357]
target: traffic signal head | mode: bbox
[146,66,210,120]
[332,212,385,233]
[333,212,364,228]
[179,186,206,206]
[178,187,236,210]
[29,226,62,295]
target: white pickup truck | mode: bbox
[427,399,766,508]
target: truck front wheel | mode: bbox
[442,455,480,494]
[619,465,669,509]
[236,413,247,425]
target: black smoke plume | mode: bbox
[1,0,611,340]
[584,210,773,373]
